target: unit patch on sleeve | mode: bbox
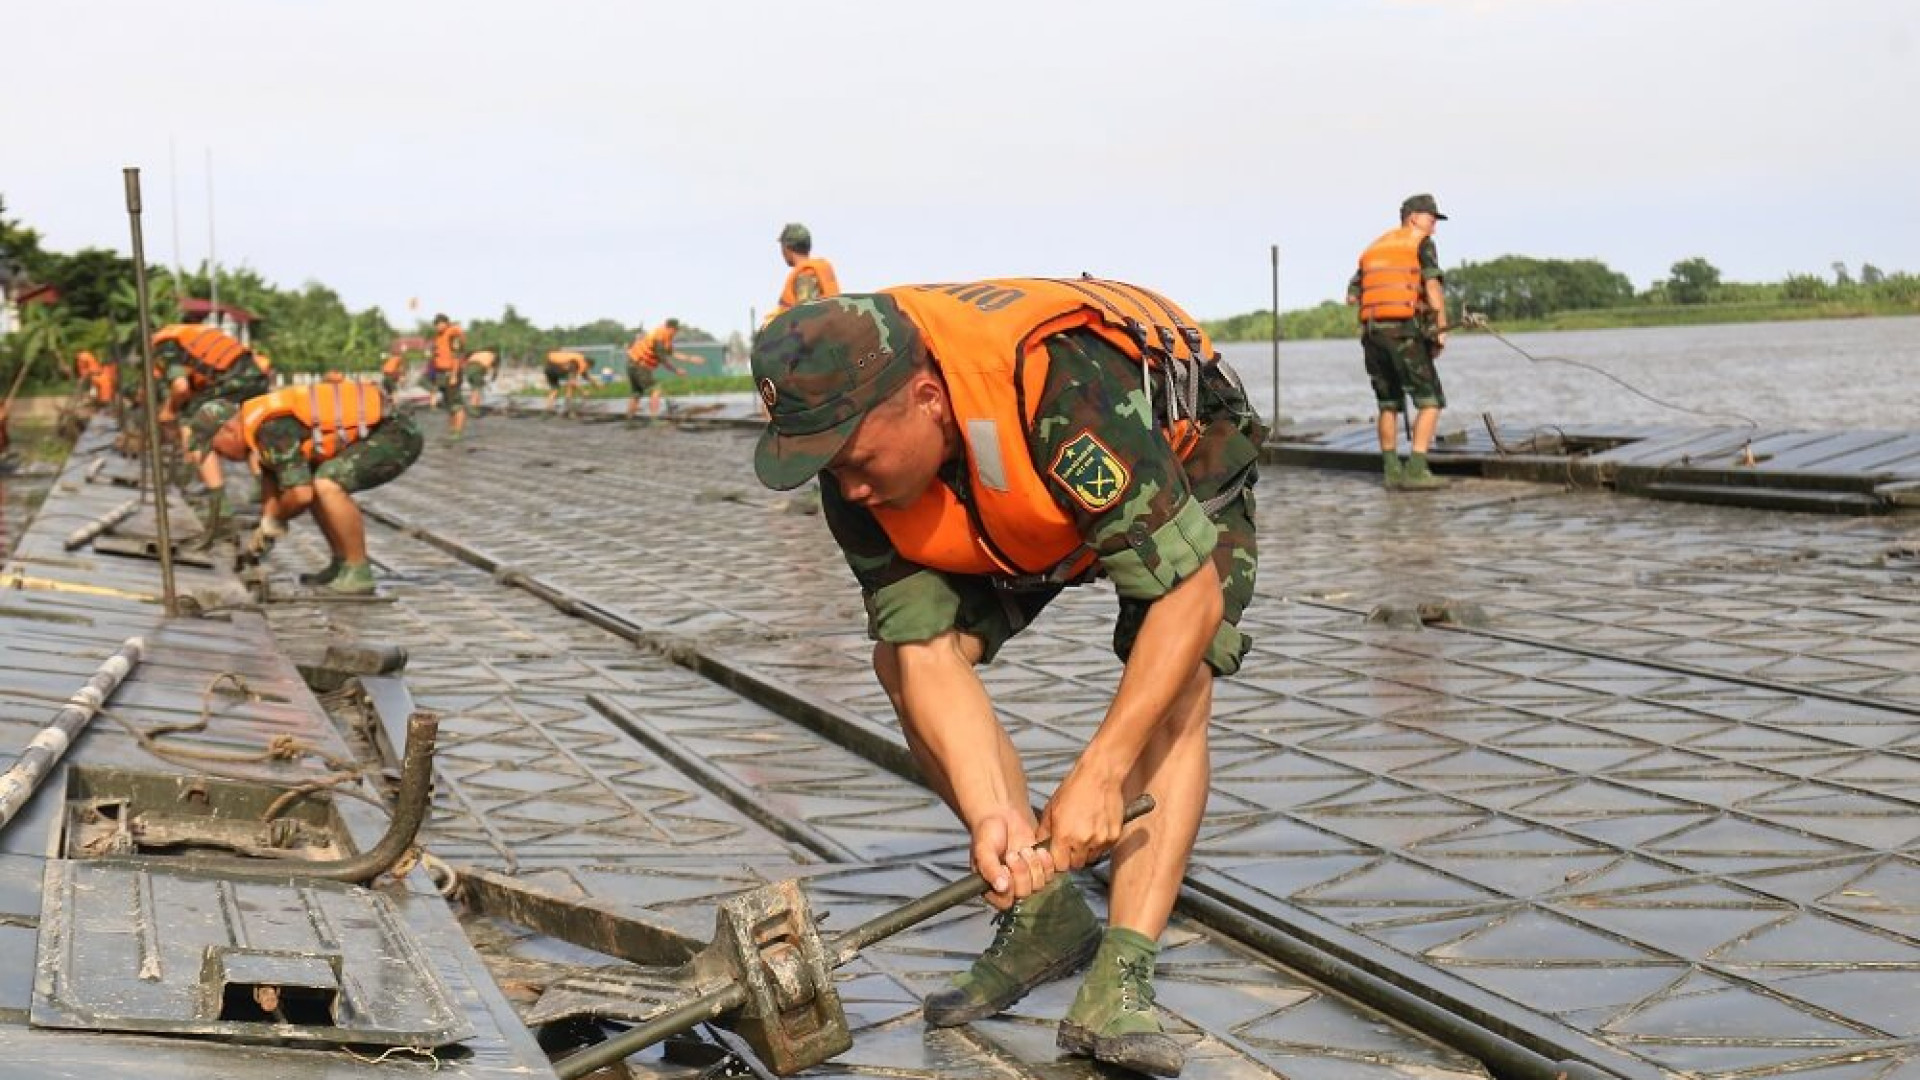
[1048,430,1132,512]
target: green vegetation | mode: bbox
[0,194,727,387]
[1204,256,1920,341]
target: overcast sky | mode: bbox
[4,0,1915,338]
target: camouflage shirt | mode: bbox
[251,415,321,488]
[821,329,1263,643]
[790,268,825,305]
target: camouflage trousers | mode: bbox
[313,413,424,494]
[1363,322,1446,411]
[187,365,271,412]
[627,363,657,395]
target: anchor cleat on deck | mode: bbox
[922,876,1100,1028]
[1058,928,1183,1077]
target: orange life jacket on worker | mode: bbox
[777,257,841,316]
[74,351,101,380]
[867,278,1215,586]
[627,325,676,370]
[239,380,387,463]
[91,362,118,405]
[431,323,465,371]
[380,353,405,378]
[546,350,589,375]
[153,324,253,388]
[1355,226,1427,322]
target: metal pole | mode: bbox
[205,147,218,324]
[168,137,183,300]
[125,168,179,616]
[1269,243,1281,435]
[0,638,144,832]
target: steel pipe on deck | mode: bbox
[0,637,145,833]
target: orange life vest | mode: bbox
[240,380,387,463]
[1356,226,1426,322]
[380,353,405,377]
[154,323,252,386]
[432,324,465,370]
[74,351,101,380]
[628,325,675,369]
[869,278,1214,584]
[91,363,118,405]
[546,350,588,375]
[777,257,841,314]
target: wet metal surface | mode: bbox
[0,423,551,1077]
[357,412,1920,1079]
[256,460,1485,1079]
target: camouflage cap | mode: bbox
[1400,193,1449,220]
[751,294,924,491]
[186,398,240,453]
[777,222,812,249]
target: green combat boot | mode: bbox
[297,559,343,587]
[922,877,1100,1028]
[1058,929,1182,1076]
[1381,451,1405,490]
[323,562,377,596]
[1399,453,1447,492]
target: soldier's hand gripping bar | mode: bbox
[554,794,1156,1079]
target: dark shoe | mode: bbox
[297,559,343,587]
[1058,929,1183,1077]
[922,877,1100,1028]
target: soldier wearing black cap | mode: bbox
[1348,193,1452,490]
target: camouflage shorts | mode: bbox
[627,364,656,394]
[465,365,488,388]
[434,370,463,411]
[190,364,270,411]
[927,488,1258,677]
[313,414,424,494]
[1363,323,1446,411]
[381,373,400,394]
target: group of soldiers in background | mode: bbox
[56,220,845,597]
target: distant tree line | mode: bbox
[0,194,711,388]
[1204,254,1920,341]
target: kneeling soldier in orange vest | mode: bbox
[542,349,596,415]
[190,381,423,595]
[752,281,1264,1077]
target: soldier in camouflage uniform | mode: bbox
[753,289,1262,1077]
[192,392,423,594]
[1348,193,1452,490]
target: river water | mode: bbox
[1218,315,1919,432]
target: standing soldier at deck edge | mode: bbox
[1349,193,1451,491]
[430,313,469,441]
[751,282,1263,1077]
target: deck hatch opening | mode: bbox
[205,948,342,1026]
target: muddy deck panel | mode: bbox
[253,506,1485,1078]
[353,411,1920,1078]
